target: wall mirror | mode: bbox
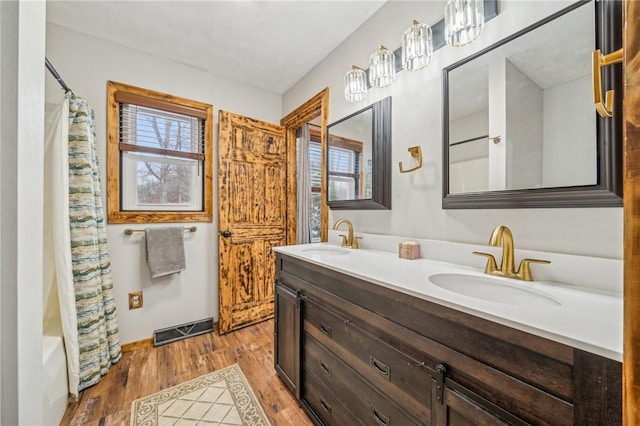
[327,96,391,209]
[443,0,622,209]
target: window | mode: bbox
[328,145,360,200]
[107,81,213,223]
[307,128,362,241]
[326,134,363,202]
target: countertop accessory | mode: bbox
[399,241,420,259]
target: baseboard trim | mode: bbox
[120,321,219,353]
[121,338,153,353]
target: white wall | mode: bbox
[449,110,488,143]
[283,0,622,259]
[1,1,46,424]
[543,74,596,187]
[449,110,490,193]
[45,24,282,344]
[506,59,543,189]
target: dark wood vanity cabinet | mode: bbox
[274,253,622,425]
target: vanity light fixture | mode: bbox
[402,20,433,71]
[369,45,396,88]
[343,1,497,102]
[344,65,368,103]
[444,0,485,47]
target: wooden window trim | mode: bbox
[107,81,213,224]
[310,127,363,152]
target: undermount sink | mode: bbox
[428,273,561,307]
[302,246,350,256]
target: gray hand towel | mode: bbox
[145,226,186,278]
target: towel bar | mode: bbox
[124,226,197,235]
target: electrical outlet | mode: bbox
[128,291,143,309]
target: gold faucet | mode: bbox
[332,218,361,249]
[473,225,549,281]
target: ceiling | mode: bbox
[46,0,387,95]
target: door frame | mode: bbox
[281,88,330,243]
[624,1,640,423]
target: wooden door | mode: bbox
[218,110,287,334]
[624,1,640,423]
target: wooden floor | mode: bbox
[61,319,313,425]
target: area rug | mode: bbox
[130,363,271,425]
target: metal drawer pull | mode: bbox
[320,361,332,376]
[319,322,331,337]
[371,405,389,426]
[370,355,390,379]
[320,398,332,414]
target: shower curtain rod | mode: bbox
[45,57,74,95]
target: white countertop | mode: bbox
[273,242,623,362]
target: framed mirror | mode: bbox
[443,0,622,209]
[327,96,391,209]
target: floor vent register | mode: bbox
[153,317,214,347]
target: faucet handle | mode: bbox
[473,251,499,274]
[352,236,362,249]
[517,258,551,281]
[338,234,349,247]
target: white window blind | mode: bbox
[328,146,356,174]
[120,104,204,159]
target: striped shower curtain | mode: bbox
[68,96,121,393]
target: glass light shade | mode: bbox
[369,45,396,88]
[444,0,485,47]
[344,66,367,102]
[402,20,433,71]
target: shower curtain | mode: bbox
[44,96,121,397]
[44,98,77,395]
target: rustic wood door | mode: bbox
[624,1,640,423]
[218,110,287,334]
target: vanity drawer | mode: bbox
[304,297,432,421]
[304,333,423,426]
[304,297,347,345]
[303,369,363,426]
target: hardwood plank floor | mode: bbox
[60,320,313,426]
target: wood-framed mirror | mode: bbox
[442,0,622,209]
[327,96,391,210]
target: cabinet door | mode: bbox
[435,387,509,426]
[274,281,300,398]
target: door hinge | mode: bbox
[435,363,446,404]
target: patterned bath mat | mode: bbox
[130,363,271,425]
